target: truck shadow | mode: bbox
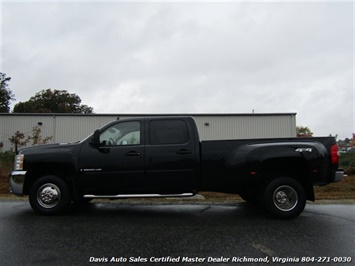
[67,201,266,220]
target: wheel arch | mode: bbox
[23,163,78,200]
[259,157,315,201]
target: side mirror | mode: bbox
[91,129,100,146]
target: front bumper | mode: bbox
[9,171,27,196]
[334,170,344,183]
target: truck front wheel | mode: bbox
[29,175,71,215]
[263,177,306,219]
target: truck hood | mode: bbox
[19,142,82,170]
[19,142,80,155]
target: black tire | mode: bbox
[29,175,71,215]
[263,177,306,219]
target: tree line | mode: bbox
[2,71,354,146]
[0,72,93,113]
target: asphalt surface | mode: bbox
[0,200,354,266]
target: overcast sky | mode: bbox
[1,1,354,139]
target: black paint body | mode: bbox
[18,116,339,201]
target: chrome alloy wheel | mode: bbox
[273,185,298,212]
[37,183,61,209]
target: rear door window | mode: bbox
[150,120,189,145]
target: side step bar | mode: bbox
[83,193,194,199]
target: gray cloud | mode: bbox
[2,1,353,138]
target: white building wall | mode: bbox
[193,114,296,140]
[0,115,55,150]
[0,113,296,151]
[53,115,116,143]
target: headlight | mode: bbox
[14,154,24,171]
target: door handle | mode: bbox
[125,151,141,156]
[176,149,192,155]
[98,147,110,154]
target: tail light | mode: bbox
[330,144,339,164]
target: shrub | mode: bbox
[339,152,355,175]
[0,151,15,194]
[0,151,15,170]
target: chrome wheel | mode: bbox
[37,183,61,209]
[263,177,306,219]
[30,176,70,215]
[273,185,298,212]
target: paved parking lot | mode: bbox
[0,200,354,265]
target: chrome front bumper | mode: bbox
[9,171,27,196]
[334,170,344,183]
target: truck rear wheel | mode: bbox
[29,175,71,215]
[263,177,306,219]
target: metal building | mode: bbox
[0,113,296,151]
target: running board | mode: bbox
[83,193,194,199]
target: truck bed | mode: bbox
[200,137,337,193]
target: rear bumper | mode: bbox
[9,171,27,196]
[334,170,344,183]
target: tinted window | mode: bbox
[150,120,189,145]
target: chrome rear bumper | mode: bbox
[334,170,344,182]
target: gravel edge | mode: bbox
[1,194,354,205]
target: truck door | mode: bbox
[145,118,198,193]
[79,120,145,195]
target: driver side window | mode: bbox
[99,121,141,146]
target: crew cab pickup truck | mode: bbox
[10,116,343,218]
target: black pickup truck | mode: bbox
[10,116,343,218]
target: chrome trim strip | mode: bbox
[9,171,27,196]
[83,193,194,199]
